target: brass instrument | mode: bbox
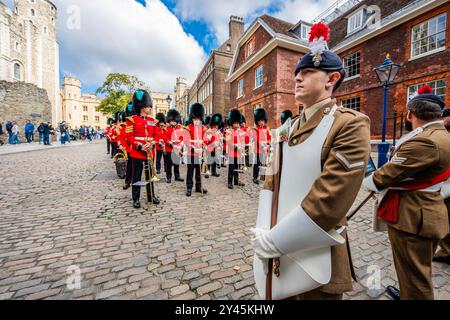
[133,142,159,210]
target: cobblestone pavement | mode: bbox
[0,142,448,300]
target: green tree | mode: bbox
[95,73,146,114]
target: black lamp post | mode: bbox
[373,54,401,167]
[166,95,173,110]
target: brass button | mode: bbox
[292,139,298,145]
[324,107,330,114]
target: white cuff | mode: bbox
[269,206,345,255]
[441,179,450,199]
[363,173,381,193]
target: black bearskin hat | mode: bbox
[281,110,293,124]
[240,115,246,125]
[228,109,242,125]
[132,89,152,114]
[107,117,114,126]
[254,108,268,125]
[205,115,212,126]
[210,113,223,128]
[155,113,166,124]
[124,101,135,118]
[189,103,205,121]
[113,111,122,124]
[167,109,181,124]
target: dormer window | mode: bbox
[347,9,364,34]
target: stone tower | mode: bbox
[61,76,81,127]
[0,0,60,124]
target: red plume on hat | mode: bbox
[308,22,330,67]
[417,85,433,95]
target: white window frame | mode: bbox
[407,79,446,102]
[347,9,364,34]
[13,62,21,81]
[255,65,263,89]
[301,24,311,40]
[237,79,244,98]
[343,51,361,81]
[247,41,253,57]
[410,13,447,60]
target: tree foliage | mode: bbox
[95,73,146,114]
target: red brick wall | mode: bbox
[234,27,273,72]
[336,2,450,138]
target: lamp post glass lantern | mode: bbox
[373,54,401,167]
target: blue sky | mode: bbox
[5,0,340,94]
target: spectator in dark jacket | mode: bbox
[37,123,45,144]
[24,120,35,143]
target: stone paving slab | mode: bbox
[0,142,448,300]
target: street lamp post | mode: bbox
[373,54,401,167]
[166,95,173,111]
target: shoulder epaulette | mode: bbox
[126,116,135,123]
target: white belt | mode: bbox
[390,182,444,193]
[135,137,153,141]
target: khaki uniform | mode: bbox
[263,98,371,298]
[373,122,450,300]
[435,198,450,258]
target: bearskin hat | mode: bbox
[107,117,114,126]
[205,115,212,126]
[281,110,293,124]
[113,111,122,124]
[132,89,152,114]
[240,115,246,125]
[210,113,223,128]
[155,112,166,124]
[167,109,181,124]
[228,109,243,125]
[124,101,135,118]
[189,103,205,121]
[254,108,268,125]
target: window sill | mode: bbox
[253,85,263,91]
[409,47,446,62]
[343,74,360,82]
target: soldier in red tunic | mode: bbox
[226,109,246,189]
[120,102,135,190]
[125,90,161,208]
[163,109,185,183]
[110,112,121,158]
[206,113,223,178]
[252,108,271,184]
[184,103,209,197]
[155,113,166,175]
[105,117,114,156]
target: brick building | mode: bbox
[227,15,311,128]
[188,16,244,118]
[227,0,449,138]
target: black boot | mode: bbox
[433,254,450,265]
[175,176,185,182]
[386,286,400,300]
[151,196,160,205]
[253,178,260,185]
[212,172,220,177]
[133,200,141,209]
[166,178,172,184]
[228,184,234,189]
[123,183,131,190]
[186,189,192,197]
[235,182,245,187]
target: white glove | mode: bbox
[250,228,282,275]
[363,174,381,193]
[441,179,450,199]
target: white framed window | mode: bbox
[347,9,364,34]
[237,79,244,98]
[341,97,361,112]
[83,115,88,122]
[301,24,311,40]
[255,65,263,88]
[407,79,446,102]
[247,41,253,57]
[343,52,360,79]
[411,13,447,58]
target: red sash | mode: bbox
[377,167,450,223]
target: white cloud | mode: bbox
[53,0,207,92]
[173,0,274,44]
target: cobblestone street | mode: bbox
[0,142,449,300]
